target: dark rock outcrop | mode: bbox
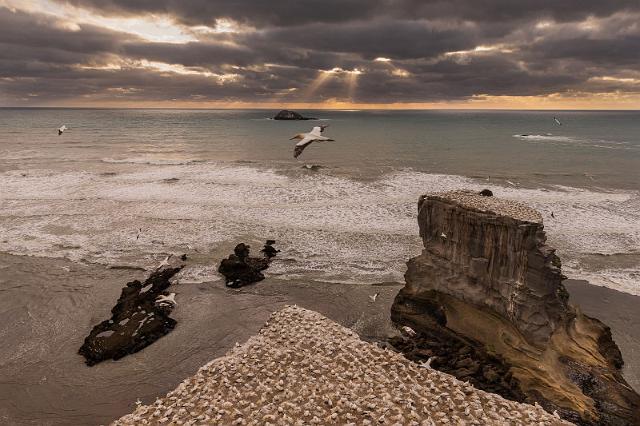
[79,259,184,366]
[218,241,278,288]
[273,110,315,120]
[391,190,640,425]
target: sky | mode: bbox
[1,0,639,109]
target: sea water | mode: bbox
[1,108,639,294]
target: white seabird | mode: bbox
[401,325,416,337]
[156,254,172,270]
[418,357,435,369]
[369,293,379,303]
[553,117,562,126]
[155,293,176,307]
[58,125,67,135]
[289,125,334,159]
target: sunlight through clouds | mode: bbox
[1,0,196,42]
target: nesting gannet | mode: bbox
[553,117,562,126]
[401,326,416,337]
[289,125,334,159]
[155,293,176,307]
[58,125,67,135]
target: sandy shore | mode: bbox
[115,305,569,425]
[0,253,400,425]
[0,252,638,424]
[565,279,640,391]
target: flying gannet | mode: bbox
[289,125,334,159]
[58,125,67,135]
[156,254,172,270]
[553,117,562,126]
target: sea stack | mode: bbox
[391,190,640,424]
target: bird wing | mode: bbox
[294,136,314,158]
[309,124,329,136]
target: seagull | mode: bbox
[369,293,379,303]
[58,125,67,135]
[289,125,334,159]
[553,117,562,126]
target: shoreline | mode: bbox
[0,251,638,424]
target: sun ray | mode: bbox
[347,69,361,101]
[300,70,335,101]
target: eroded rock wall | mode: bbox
[392,190,640,425]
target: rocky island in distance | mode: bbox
[272,110,316,120]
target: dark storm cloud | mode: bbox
[256,20,478,60]
[1,1,639,105]
[56,0,640,27]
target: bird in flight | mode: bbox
[289,125,334,158]
[58,125,67,135]
[553,117,562,126]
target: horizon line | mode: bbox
[2,106,639,112]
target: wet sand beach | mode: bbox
[0,253,400,425]
[0,252,638,425]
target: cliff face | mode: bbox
[391,191,640,425]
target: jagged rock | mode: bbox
[391,190,640,425]
[261,240,280,258]
[272,110,315,120]
[218,241,278,288]
[78,259,184,366]
[479,188,493,196]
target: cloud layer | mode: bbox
[1,0,639,106]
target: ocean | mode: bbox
[1,108,639,294]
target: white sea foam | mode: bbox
[101,157,198,165]
[0,163,638,294]
[513,134,576,142]
[513,134,637,151]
